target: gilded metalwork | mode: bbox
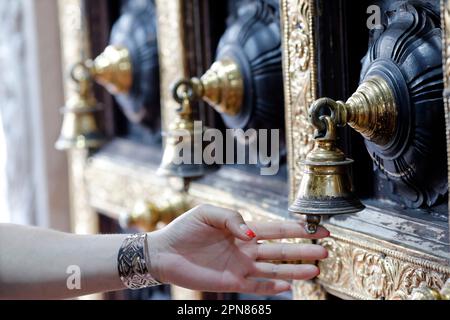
[56,63,105,151]
[120,194,189,232]
[87,45,133,95]
[183,58,244,116]
[155,0,187,133]
[318,226,450,300]
[441,279,450,300]
[410,280,450,300]
[281,0,317,201]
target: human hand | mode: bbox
[147,205,329,296]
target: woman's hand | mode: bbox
[148,205,330,296]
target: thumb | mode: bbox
[197,205,257,241]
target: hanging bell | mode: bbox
[55,64,105,151]
[158,92,207,178]
[289,99,365,234]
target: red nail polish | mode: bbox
[246,229,256,239]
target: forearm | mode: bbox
[0,224,127,300]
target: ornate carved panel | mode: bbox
[281,0,317,201]
[318,226,450,300]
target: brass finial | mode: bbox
[86,45,133,95]
[173,58,244,116]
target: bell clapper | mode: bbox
[305,216,322,234]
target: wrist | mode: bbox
[146,231,166,284]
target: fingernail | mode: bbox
[240,224,256,239]
[246,229,257,239]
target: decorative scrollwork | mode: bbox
[318,233,450,300]
[282,0,316,199]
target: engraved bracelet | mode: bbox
[117,233,162,290]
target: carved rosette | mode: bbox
[281,0,316,200]
[359,2,446,208]
[318,232,450,300]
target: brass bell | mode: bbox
[55,64,105,151]
[289,99,365,234]
[158,91,207,178]
[290,74,400,233]
[159,60,242,178]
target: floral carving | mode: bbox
[318,236,450,300]
[353,251,390,299]
[318,238,344,284]
[282,0,316,199]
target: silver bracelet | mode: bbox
[117,233,162,290]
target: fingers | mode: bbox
[240,279,292,295]
[194,205,330,242]
[251,263,320,281]
[196,205,256,241]
[248,221,330,240]
[256,243,328,261]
